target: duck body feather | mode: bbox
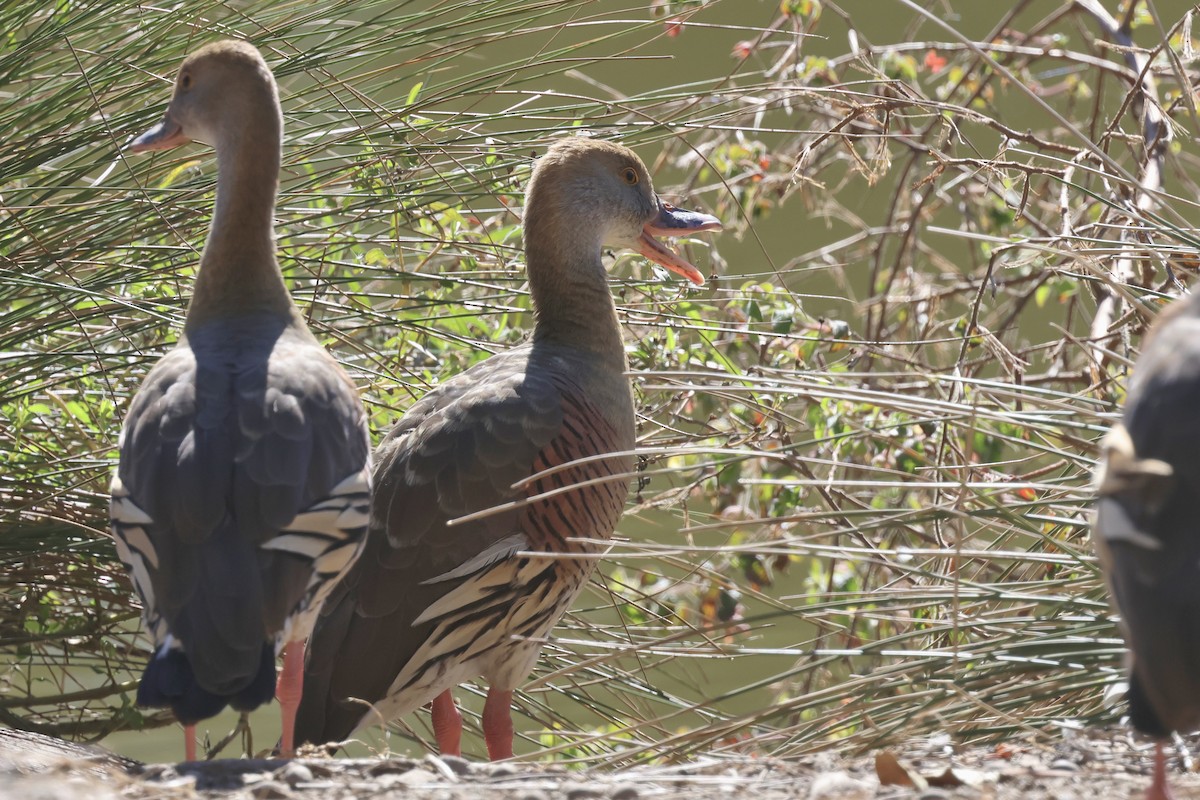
[1096,294,1200,738]
[295,340,633,742]
[112,315,371,723]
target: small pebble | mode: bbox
[372,773,406,791]
[433,754,471,777]
[808,772,873,800]
[394,768,439,786]
[516,791,550,800]
[305,762,335,778]
[565,784,604,800]
[363,766,440,791]
[248,780,293,799]
[137,764,176,782]
[1050,759,1079,772]
[489,763,518,778]
[610,784,640,800]
[918,790,951,800]
[274,762,313,786]
[369,759,421,776]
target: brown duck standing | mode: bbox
[110,41,371,761]
[1095,293,1200,800]
[294,138,721,758]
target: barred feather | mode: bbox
[271,463,373,642]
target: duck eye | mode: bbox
[180,73,192,90]
[622,167,639,185]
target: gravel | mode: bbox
[3,726,1199,800]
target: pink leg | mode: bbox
[431,689,462,756]
[1147,741,1176,800]
[482,687,514,761]
[184,723,197,762]
[276,641,304,759]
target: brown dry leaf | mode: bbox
[874,750,927,789]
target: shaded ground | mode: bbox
[4,726,1200,799]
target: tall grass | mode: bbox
[1,0,1192,761]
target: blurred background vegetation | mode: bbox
[3,0,1198,764]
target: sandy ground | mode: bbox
[4,726,1200,799]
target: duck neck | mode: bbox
[185,111,294,329]
[526,228,627,370]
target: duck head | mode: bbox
[525,138,722,285]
